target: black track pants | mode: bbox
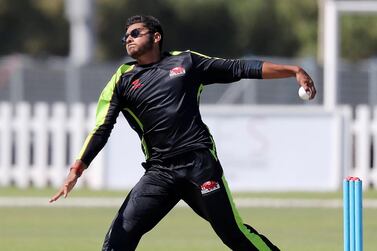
[102,149,280,251]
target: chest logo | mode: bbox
[130,79,143,90]
[169,66,186,78]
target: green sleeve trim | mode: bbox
[221,176,272,251]
[77,64,134,160]
[170,50,184,56]
[196,83,218,160]
[124,108,143,130]
[171,50,223,60]
[123,107,150,160]
[190,50,224,60]
[208,135,218,161]
[190,50,211,58]
[197,83,204,103]
[77,135,93,163]
[201,121,218,161]
[95,64,134,128]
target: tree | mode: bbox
[341,15,377,61]
[1,0,377,61]
[0,0,68,56]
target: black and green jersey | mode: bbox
[78,50,263,166]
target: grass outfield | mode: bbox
[1,188,377,251]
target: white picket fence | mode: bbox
[1,102,377,190]
[351,105,377,188]
[0,102,104,189]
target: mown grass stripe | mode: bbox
[1,197,377,208]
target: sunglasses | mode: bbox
[121,28,152,44]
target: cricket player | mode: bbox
[50,15,316,251]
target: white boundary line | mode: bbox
[1,197,377,208]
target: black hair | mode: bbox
[125,15,164,51]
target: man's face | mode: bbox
[124,23,154,59]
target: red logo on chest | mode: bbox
[130,79,143,90]
[169,66,186,77]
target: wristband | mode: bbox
[70,165,85,177]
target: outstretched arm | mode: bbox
[49,160,87,202]
[190,52,316,99]
[262,62,316,99]
[49,65,130,203]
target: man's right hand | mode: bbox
[49,160,87,203]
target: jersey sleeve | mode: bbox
[190,51,264,85]
[77,65,132,166]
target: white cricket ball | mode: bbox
[298,87,310,100]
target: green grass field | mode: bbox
[1,188,377,251]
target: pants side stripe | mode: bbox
[221,176,271,251]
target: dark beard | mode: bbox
[128,35,154,59]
